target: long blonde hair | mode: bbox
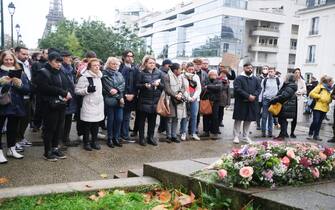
[141,55,155,70]
[0,50,21,69]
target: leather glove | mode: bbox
[87,85,96,93]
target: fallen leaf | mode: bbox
[159,191,171,203]
[152,204,168,210]
[88,194,99,202]
[144,192,153,204]
[0,177,9,185]
[100,173,108,179]
[98,190,106,198]
[36,197,43,205]
[85,185,92,188]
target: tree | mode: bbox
[38,19,148,62]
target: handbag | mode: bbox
[0,91,11,106]
[268,102,282,116]
[156,92,170,117]
[199,90,212,115]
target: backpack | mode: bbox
[263,77,280,90]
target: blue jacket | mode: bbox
[0,69,30,116]
[61,63,77,114]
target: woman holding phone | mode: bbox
[0,51,30,164]
[136,56,164,146]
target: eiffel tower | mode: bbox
[42,0,64,38]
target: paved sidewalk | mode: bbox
[0,110,333,188]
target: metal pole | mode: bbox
[0,0,4,49]
[10,14,13,48]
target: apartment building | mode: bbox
[136,0,305,73]
[295,0,335,80]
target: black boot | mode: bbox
[83,144,92,151]
[91,141,101,150]
[139,138,146,146]
[107,139,114,148]
[113,139,123,147]
[147,136,158,146]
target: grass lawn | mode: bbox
[0,188,232,210]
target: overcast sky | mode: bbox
[2,0,183,48]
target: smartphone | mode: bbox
[8,70,22,78]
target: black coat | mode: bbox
[270,82,298,119]
[136,68,164,113]
[203,79,223,102]
[233,74,262,121]
[119,63,139,110]
[35,63,71,105]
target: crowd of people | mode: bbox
[0,47,334,164]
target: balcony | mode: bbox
[249,44,278,53]
[251,26,280,37]
[309,30,319,36]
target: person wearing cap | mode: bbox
[35,52,72,161]
[60,50,79,149]
[158,59,172,134]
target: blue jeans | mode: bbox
[106,106,123,141]
[309,110,326,137]
[180,101,199,135]
[121,109,131,139]
[261,98,273,133]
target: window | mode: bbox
[309,17,319,35]
[307,45,316,63]
[223,43,229,52]
[290,39,297,50]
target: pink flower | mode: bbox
[239,166,254,178]
[311,167,320,178]
[217,169,227,179]
[324,148,334,156]
[300,157,312,168]
[231,148,240,158]
[281,156,290,167]
[319,152,327,161]
[248,147,258,156]
[263,170,274,180]
[286,150,295,159]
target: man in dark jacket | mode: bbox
[119,50,139,142]
[233,63,262,144]
[60,50,79,148]
[157,59,172,134]
[193,58,209,136]
[35,52,72,161]
[15,46,33,150]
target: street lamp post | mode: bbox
[15,24,20,46]
[8,2,15,48]
[163,40,190,59]
[0,0,4,49]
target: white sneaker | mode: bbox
[15,143,24,152]
[0,149,8,164]
[19,138,32,147]
[97,133,106,140]
[77,135,83,141]
[181,133,186,141]
[242,137,253,144]
[7,147,24,159]
[192,134,200,141]
[233,137,240,144]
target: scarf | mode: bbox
[1,65,15,71]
